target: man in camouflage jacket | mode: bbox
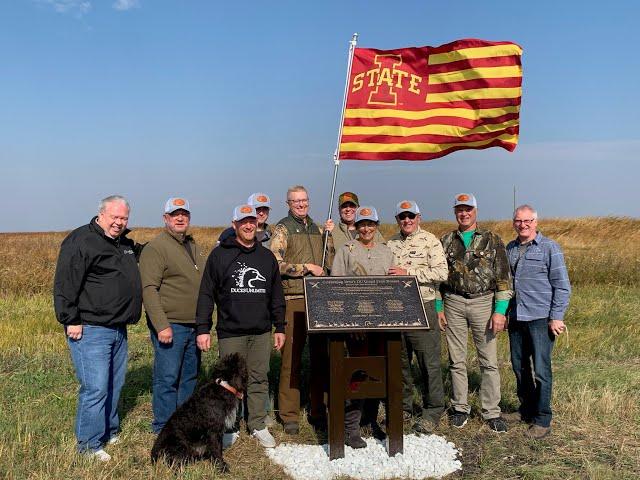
[270,185,335,434]
[437,193,512,432]
[387,200,448,433]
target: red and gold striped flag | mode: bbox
[339,39,522,161]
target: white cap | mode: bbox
[165,197,190,214]
[355,206,379,223]
[395,200,420,216]
[233,204,257,221]
[453,193,477,208]
[247,192,271,209]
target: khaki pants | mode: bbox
[444,293,501,420]
[278,298,328,424]
[401,300,445,423]
[218,332,271,432]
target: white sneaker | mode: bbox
[107,435,120,445]
[251,427,276,448]
[222,431,240,450]
[88,449,111,462]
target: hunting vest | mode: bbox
[278,213,324,296]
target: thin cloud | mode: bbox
[39,0,91,17]
[113,0,140,11]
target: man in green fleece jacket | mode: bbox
[139,197,208,434]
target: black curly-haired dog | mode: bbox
[151,352,247,472]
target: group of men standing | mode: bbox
[53,187,570,461]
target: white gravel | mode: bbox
[266,434,461,480]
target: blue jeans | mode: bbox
[150,323,200,433]
[67,324,128,453]
[508,318,555,427]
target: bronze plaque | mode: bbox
[304,276,430,332]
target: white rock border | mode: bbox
[266,434,462,480]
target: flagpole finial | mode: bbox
[351,33,358,45]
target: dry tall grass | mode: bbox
[2,217,638,297]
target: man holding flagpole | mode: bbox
[270,185,335,435]
[331,191,385,250]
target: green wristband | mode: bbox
[435,299,444,313]
[494,299,509,315]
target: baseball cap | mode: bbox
[395,200,420,216]
[453,193,477,208]
[164,197,190,214]
[233,204,257,221]
[355,206,379,224]
[247,192,271,209]
[338,192,359,207]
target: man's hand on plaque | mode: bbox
[306,264,325,276]
[388,266,408,276]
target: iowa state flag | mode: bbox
[339,39,522,161]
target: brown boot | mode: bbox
[526,424,551,439]
[503,411,532,424]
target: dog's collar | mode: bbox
[216,378,243,399]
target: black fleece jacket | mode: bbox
[195,237,285,339]
[53,217,142,327]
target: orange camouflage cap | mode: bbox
[338,191,359,207]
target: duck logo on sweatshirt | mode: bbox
[231,262,267,293]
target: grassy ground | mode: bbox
[1,218,639,479]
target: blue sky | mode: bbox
[2,1,638,232]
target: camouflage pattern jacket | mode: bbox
[438,227,513,302]
[387,227,448,301]
[270,212,334,297]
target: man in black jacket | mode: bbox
[53,195,142,462]
[196,204,286,449]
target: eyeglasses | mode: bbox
[513,219,536,225]
[340,203,357,210]
[397,212,417,220]
[288,199,309,205]
[256,207,270,214]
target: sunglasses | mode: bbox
[397,212,417,220]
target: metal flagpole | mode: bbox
[321,32,358,269]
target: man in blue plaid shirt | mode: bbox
[505,204,571,439]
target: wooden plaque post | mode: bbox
[327,332,403,460]
[304,276,430,460]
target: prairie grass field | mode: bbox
[0,218,639,479]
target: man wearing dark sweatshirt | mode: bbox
[195,204,286,449]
